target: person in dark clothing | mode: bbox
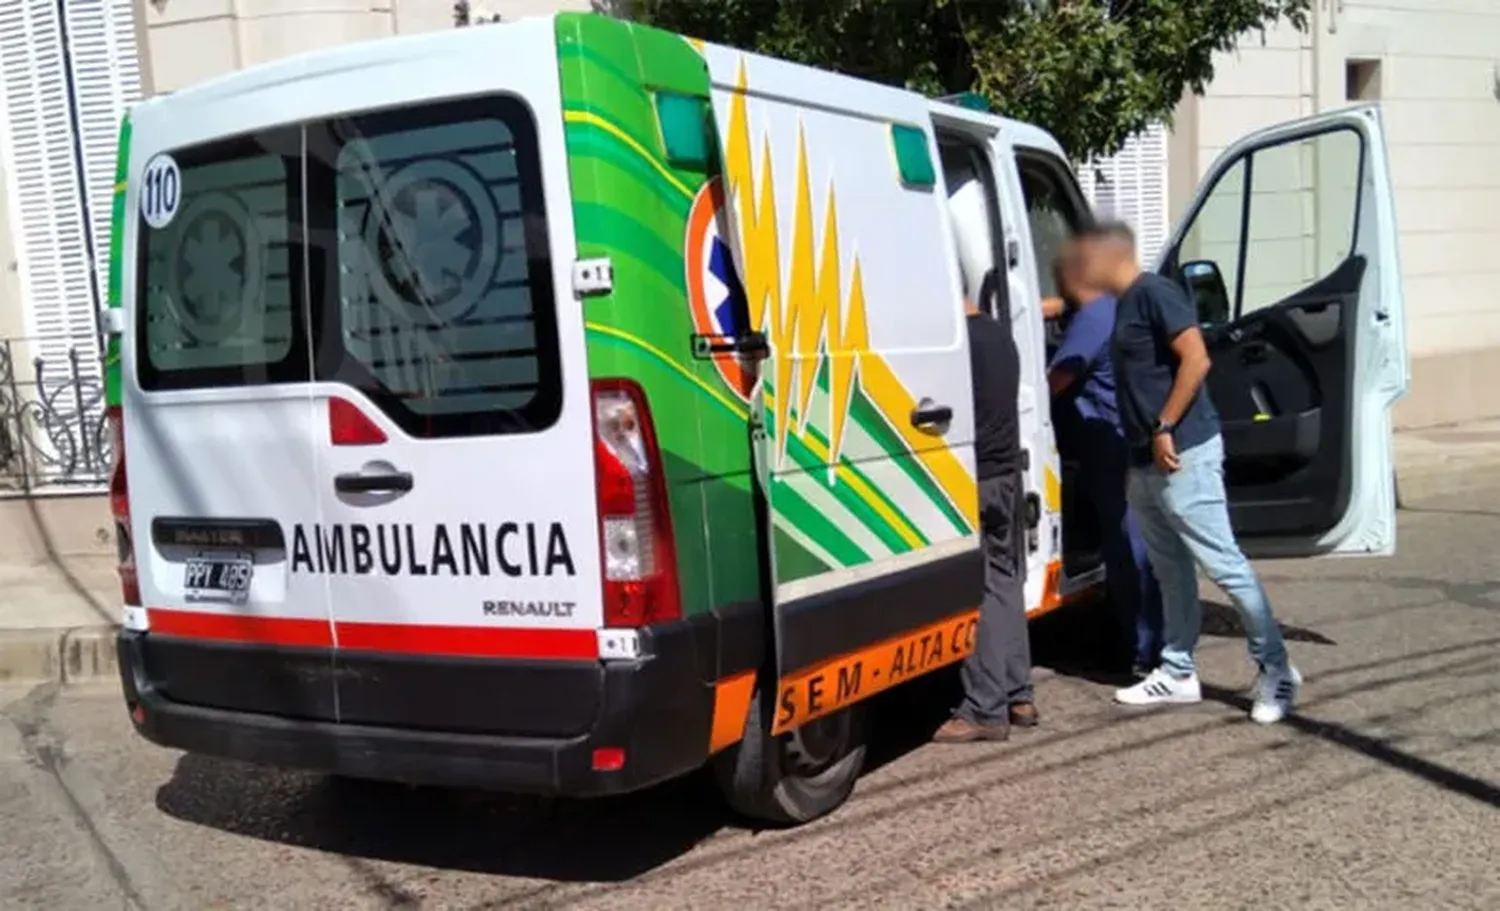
[934,295,1036,743]
[1046,241,1164,675]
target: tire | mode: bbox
[713,681,868,826]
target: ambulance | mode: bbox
[107,12,1407,824]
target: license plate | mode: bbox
[184,552,253,605]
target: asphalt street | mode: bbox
[4,482,1500,910]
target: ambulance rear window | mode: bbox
[135,95,562,437]
[136,138,303,384]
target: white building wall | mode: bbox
[139,0,595,93]
[1340,0,1500,362]
[0,158,25,344]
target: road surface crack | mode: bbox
[3,682,151,911]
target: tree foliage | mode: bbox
[627,0,1311,160]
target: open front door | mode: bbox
[1159,105,1408,556]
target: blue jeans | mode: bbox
[1125,434,1288,677]
[1077,419,1163,667]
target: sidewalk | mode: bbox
[0,554,119,684]
[4,420,1500,686]
[1392,418,1500,503]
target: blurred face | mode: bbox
[1078,235,1125,291]
[1056,244,1090,303]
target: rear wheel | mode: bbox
[713,682,868,826]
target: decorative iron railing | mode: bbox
[0,337,111,495]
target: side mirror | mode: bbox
[1181,260,1231,325]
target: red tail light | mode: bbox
[329,396,387,446]
[107,405,140,606]
[591,379,680,627]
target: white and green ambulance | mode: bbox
[105,12,1407,824]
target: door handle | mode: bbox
[1241,341,1270,365]
[334,471,413,494]
[693,331,770,360]
[910,402,953,428]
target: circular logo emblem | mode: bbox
[685,176,752,400]
[165,191,264,345]
[361,158,501,324]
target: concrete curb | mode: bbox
[1396,454,1500,506]
[0,625,118,685]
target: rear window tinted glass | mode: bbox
[135,95,560,438]
[138,139,306,386]
[323,101,557,431]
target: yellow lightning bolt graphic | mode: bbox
[720,56,978,527]
[725,61,870,472]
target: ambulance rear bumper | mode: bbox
[115,620,730,798]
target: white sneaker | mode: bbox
[1114,668,1202,706]
[1250,665,1302,724]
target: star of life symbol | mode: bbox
[166,193,263,345]
[686,176,753,399]
[704,231,744,340]
[363,158,500,324]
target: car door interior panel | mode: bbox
[1201,255,1367,537]
[1156,107,1402,556]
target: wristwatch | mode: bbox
[1152,419,1175,437]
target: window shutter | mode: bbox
[1080,123,1170,266]
[1,0,142,491]
[63,0,144,358]
[0,0,141,382]
[0,0,95,377]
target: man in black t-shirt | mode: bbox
[933,295,1036,743]
[1076,221,1301,725]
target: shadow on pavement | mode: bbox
[1199,599,1338,645]
[144,600,1374,888]
[148,621,1500,897]
[1035,597,1338,688]
[147,622,1112,886]
[155,752,734,883]
[1202,682,1500,809]
[148,666,978,885]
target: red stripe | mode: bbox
[336,621,597,659]
[148,609,333,647]
[145,609,598,659]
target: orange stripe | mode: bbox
[1038,559,1065,614]
[772,609,980,734]
[145,609,598,659]
[708,670,756,754]
[1029,559,1105,620]
[766,560,1104,734]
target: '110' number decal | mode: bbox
[140,153,181,229]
